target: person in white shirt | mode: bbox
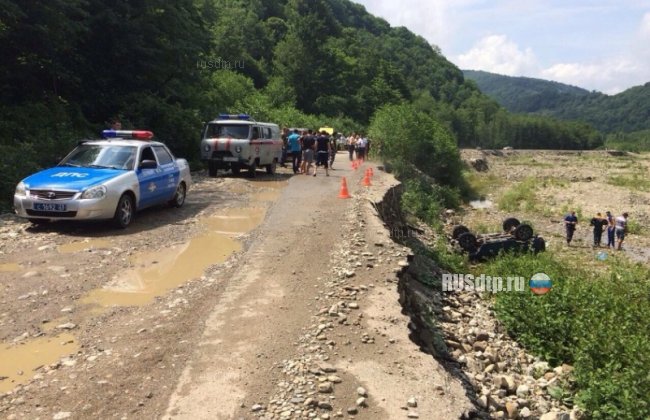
[615,212,629,250]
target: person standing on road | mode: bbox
[347,134,356,161]
[605,211,616,248]
[329,134,337,169]
[356,135,367,161]
[615,212,629,250]
[590,212,608,248]
[564,210,578,246]
[301,129,316,175]
[280,127,289,168]
[313,130,331,177]
[287,129,302,174]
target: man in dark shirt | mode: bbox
[313,131,331,177]
[301,130,316,175]
[564,211,578,246]
[590,212,608,248]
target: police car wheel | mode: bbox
[266,161,276,175]
[170,182,186,208]
[113,194,134,229]
[28,218,50,225]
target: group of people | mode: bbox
[281,128,334,177]
[564,210,630,250]
[345,133,370,161]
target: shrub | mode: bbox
[479,252,650,419]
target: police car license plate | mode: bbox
[223,157,238,162]
[34,202,67,212]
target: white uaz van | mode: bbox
[200,114,282,177]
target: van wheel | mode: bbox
[266,161,276,175]
[248,161,257,178]
[208,162,217,177]
[113,194,134,229]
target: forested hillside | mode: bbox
[0,0,603,207]
[464,70,650,133]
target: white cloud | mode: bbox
[540,60,640,94]
[640,12,650,38]
[454,35,538,76]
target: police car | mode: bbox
[13,130,191,228]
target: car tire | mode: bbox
[532,236,546,253]
[113,194,134,229]
[169,182,186,208]
[28,218,50,225]
[452,225,470,240]
[231,166,241,176]
[503,217,521,232]
[266,161,276,175]
[457,232,478,253]
[208,162,217,177]
[248,161,257,178]
[514,224,534,241]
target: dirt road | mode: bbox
[0,155,472,419]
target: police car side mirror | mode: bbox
[139,160,158,169]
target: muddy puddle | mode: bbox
[0,333,78,393]
[81,207,266,308]
[252,190,282,202]
[205,207,266,234]
[81,233,240,307]
[58,239,113,253]
[0,262,21,272]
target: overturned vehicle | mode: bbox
[450,217,545,261]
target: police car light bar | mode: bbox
[102,130,154,140]
[218,113,251,121]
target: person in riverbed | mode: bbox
[615,212,629,250]
[605,210,616,248]
[564,210,578,246]
[590,212,608,248]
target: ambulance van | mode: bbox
[200,114,282,177]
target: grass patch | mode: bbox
[479,252,650,420]
[506,155,554,168]
[498,177,538,212]
[607,174,650,192]
[464,171,500,199]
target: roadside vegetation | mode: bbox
[377,122,650,418]
[480,252,650,420]
[2,0,604,211]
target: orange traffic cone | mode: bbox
[369,167,374,177]
[362,170,372,187]
[338,177,351,199]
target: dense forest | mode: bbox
[0,0,604,206]
[464,70,650,134]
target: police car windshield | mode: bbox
[205,123,250,139]
[60,144,138,170]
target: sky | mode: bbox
[353,0,650,94]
